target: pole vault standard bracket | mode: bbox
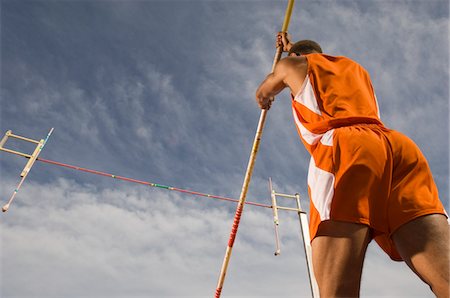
[0,128,54,212]
[269,178,319,298]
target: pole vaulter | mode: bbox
[214,0,295,296]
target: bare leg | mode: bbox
[312,220,371,297]
[392,214,449,297]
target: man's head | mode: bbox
[288,40,322,56]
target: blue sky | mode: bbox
[0,0,448,297]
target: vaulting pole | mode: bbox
[214,1,295,296]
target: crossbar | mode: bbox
[0,138,275,210]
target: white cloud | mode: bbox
[0,178,435,297]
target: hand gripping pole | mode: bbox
[214,1,295,296]
[1,128,54,212]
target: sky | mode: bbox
[0,0,448,297]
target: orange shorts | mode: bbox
[307,124,447,261]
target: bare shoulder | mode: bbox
[275,56,308,95]
[276,56,307,69]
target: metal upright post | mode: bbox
[1,128,54,212]
[295,193,320,297]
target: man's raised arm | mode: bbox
[255,60,290,110]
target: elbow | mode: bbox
[255,87,264,101]
[255,83,268,101]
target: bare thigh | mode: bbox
[312,220,371,297]
[392,214,449,297]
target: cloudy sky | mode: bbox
[0,0,448,297]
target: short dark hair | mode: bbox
[288,40,323,55]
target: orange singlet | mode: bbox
[292,53,447,260]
